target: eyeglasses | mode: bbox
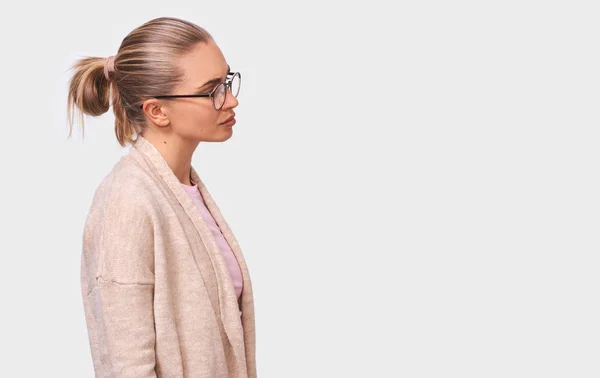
[152,72,241,110]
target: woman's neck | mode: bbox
[142,131,199,186]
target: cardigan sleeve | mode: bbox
[81,183,157,378]
[85,279,157,378]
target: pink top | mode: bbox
[182,182,243,300]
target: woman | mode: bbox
[67,17,256,378]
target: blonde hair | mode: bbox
[67,17,213,147]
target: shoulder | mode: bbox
[82,155,158,283]
[90,154,157,212]
[83,154,160,251]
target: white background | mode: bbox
[0,0,598,377]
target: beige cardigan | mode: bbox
[80,135,256,378]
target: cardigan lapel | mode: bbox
[130,135,248,372]
[191,167,256,363]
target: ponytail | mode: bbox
[67,56,137,147]
[67,57,111,139]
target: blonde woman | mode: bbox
[67,17,256,378]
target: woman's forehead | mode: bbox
[178,42,228,85]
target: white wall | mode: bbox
[1,0,598,376]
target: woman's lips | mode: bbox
[221,117,236,127]
[220,113,236,126]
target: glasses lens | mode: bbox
[213,83,226,110]
[230,73,241,98]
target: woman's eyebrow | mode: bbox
[195,65,231,91]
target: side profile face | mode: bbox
[143,41,239,143]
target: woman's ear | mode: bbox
[142,99,170,127]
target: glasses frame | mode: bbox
[151,71,241,110]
